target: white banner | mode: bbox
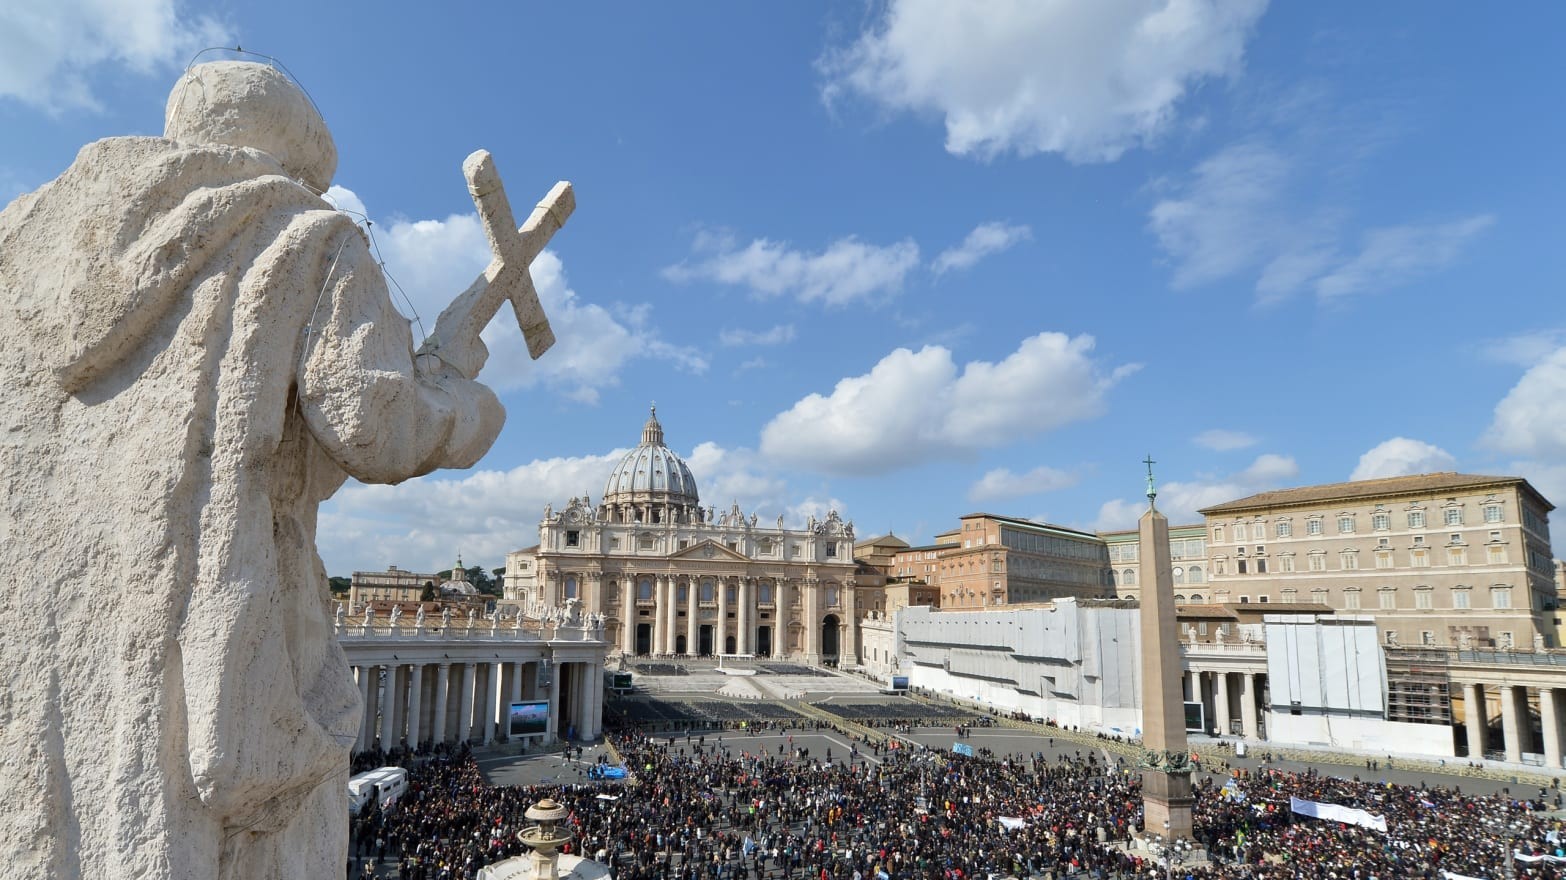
[1289,796,1388,833]
[1514,852,1566,864]
[997,816,1028,831]
[1441,872,1484,880]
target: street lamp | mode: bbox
[1484,817,1525,880]
[1147,824,1194,880]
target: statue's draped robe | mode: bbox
[0,137,503,879]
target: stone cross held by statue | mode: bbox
[418,151,574,376]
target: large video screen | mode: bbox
[509,700,550,737]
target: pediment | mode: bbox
[668,539,750,562]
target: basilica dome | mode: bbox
[601,407,700,511]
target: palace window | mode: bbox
[825,542,838,558]
[564,576,578,599]
[1276,520,1293,538]
[1484,504,1504,523]
[1491,587,1512,609]
[1338,516,1355,534]
[637,578,654,601]
[1445,507,1464,526]
[1411,549,1429,567]
[1307,519,1323,536]
[1123,569,1137,585]
[1280,555,1295,573]
[1213,526,1225,543]
[1453,589,1471,610]
[637,534,654,551]
[1188,565,1204,583]
[700,579,715,603]
[1308,554,1326,572]
[1414,588,1433,610]
[1487,545,1507,564]
[759,583,773,604]
[1372,513,1390,531]
[1379,589,1397,610]
[566,530,580,547]
[1408,510,1426,529]
[1344,590,1362,610]
[1375,551,1394,569]
[1311,588,1329,605]
[1447,548,1467,566]
[1252,523,1266,541]
[1340,551,1359,570]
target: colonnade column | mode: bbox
[1501,684,1523,764]
[651,577,665,655]
[485,661,502,744]
[406,664,424,749]
[592,661,605,738]
[356,666,373,752]
[778,581,792,658]
[738,578,751,654]
[842,582,859,666]
[577,662,594,738]
[1239,673,1258,739]
[620,579,635,655]
[510,660,525,708]
[545,663,559,743]
[1464,683,1486,758]
[458,662,477,745]
[716,576,729,654]
[432,662,451,745]
[1541,687,1563,770]
[686,579,699,656]
[1214,671,1231,737]
[378,664,397,748]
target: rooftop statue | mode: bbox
[0,60,569,879]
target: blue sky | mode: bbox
[5,1,1565,577]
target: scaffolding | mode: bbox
[1384,648,1453,725]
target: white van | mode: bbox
[347,767,408,815]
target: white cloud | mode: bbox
[1315,216,1495,301]
[719,324,796,347]
[1484,347,1566,460]
[1471,328,1566,368]
[333,186,704,404]
[1149,141,1493,303]
[0,0,231,112]
[316,451,628,575]
[967,465,1079,503]
[819,0,1268,163]
[1094,452,1298,530]
[1350,437,1457,481]
[760,332,1137,475]
[664,231,919,306]
[1192,429,1256,451]
[932,221,1031,274]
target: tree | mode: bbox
[420,581,436,602]
[328,576,351,597]
[466,565,499,596]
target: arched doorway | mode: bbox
[822,614,840,666]
[699,625,714,656]
[635,623,652,655]
[724,635,737,655]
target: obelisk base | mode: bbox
[1141,769,1195,839]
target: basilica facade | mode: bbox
[504,409,861,664]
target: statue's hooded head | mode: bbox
[164,61,337,192]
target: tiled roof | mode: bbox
[1197,472,1552,515]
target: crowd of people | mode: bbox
[349,725,1566,880]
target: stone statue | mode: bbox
[0,61,568,879]
[335,602,346,630]
[389,604,403,627]
[415,605,427,629]
[777,514,785,530]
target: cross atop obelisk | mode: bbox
[1137,456,1195,840]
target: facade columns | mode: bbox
[717,575,729,654]
[1214,671,1231,737]
[651,576,665,655]
[1501,684,1523,764]
[1239,673,1259,739]
[1464,682,1486,758]
[406,664,424,749]
[459,662,477,745]
[433,662,451,745]
[510,660,525,707]
[1540,687,1563,770]
[592,660,605,738]
[620,579,635,655]
[378,664,397,748]
[738,577,751,654]
[805,581,821,662]
[664,576,679,655]
[685,578,699,656]
[578,662,594,738]
[841,582,859,666]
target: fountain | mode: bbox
[476,797,611,880]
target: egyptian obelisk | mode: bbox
[1138,456,1195,839]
